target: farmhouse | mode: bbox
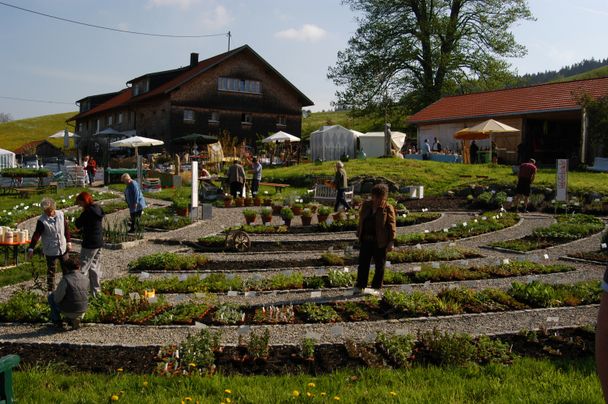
[13,140,62,160]
[408,77,608,165]
[68,45,313,153]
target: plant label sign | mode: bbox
[546,316,559,323]
[244,291,257,298]
[237,325,251,336]
[194,321,207,329]
[114,288,124,296]
[310,291,322,298]
[602,243,607,250]
[555,159,569,202]
[227,291,239,297]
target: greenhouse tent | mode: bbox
[0,148,16,169]
[310,125,362,161]
[358,131,407,158]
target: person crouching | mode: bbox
[48,255,89,330]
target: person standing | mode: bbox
[74,191,105,296]
[47,255,89,330]
[422,139,432,160]
[27,198,71,292]
[121,173,147,232]
[227,159,246,198]
[332,161,350,212]
[470,140,479,164]
[432,137,442,152]
[511,158,537,212]
[86,157,97,185]
[354,184,397,296]
[82,155,90,185]
[251,157,262,197]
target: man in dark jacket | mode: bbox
[48,255,89,330]
[227,159,246,198]
[332,161,351,212]
[354,183,397,296]
[75,192,105,296]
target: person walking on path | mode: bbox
[470,140,479,164]
[227,159,246,198]
[47,255,89,330]
[332,161,350,212]
[74,191,105,296]
[28,198,71,292]
[354,184,396,296]
[121,173,147,232]
[86,156,97,185]
[511,158,537,212]
[251,157,262,197]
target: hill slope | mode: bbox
[0,112,76,151]
[552,66,608,83]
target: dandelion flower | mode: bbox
[189,363,196,367]
[307,383,316,388]
[111,395,119,401]
[389,391,397,396]
[116,368,123,372]
[333,396,341,401]
[320,392,326,397]
[184,398,193,402]
[306,392,314,397]
[143,381,149,387]
[224,389,232,394]
[225,399,231,403]
[292,390,300,397]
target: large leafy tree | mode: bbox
[328,0,534,113]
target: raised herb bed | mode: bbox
[140,207,192,231]
[488,214,604,252]
[395,212,518,246]
[567,250,608,264]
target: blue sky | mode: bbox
[0,0,607,120]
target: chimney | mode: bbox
[190,52,199,67]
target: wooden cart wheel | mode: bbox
[231,230,251,252]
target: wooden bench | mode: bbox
[16,184,58,198]
[259,182,290,193]
[312,184,354,204]
[0,354,20,404]
[588,157,608,172]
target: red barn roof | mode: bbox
[408,77,608,124]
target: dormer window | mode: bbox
[133,79,150,96]
[218,77,261,94]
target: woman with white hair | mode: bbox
[121,173,147,232]
[27,198,72,292]
[332,161,350,212]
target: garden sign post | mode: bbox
[190,160,199,221]
[555,159,568,209]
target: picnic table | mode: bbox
[259,182,290,193]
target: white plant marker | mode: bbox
[502,258,510,265]
[244,291,257,298]
[311,291,322,298]
[431,262,440,269]
[546,317,559,323]
[412,266,421,272]
[227,290,239,297]
[602,243,607,250]
[114,288,124,296]
[238,325,251,336]
[400,285,413,293]
[543,254,549,260]
[194,321,207,328]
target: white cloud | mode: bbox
[147,0,200,10]
[275,24,327,42]
[199,5,233,30]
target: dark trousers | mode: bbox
[334,188,351,212]
[230,182,243,198]
[45,254,66,292]
[47,293,61,323]
[251,179,260,196]
[129,210,142,232]
[356,240,388,289]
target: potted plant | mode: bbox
[333,211,346,221]
[280,206,294,227]
[352,195,363,209]
[272,201,283,215]
[235,196,245,207]
[172,198,190,217]
[223,194,233,208]
[291,202,303,216]
[307,203,320,214]
[260,207,273,225]
[244,196,254,207]
[317,206,332,223]
[263,191,272,206]
[301,208,313,226]
[253,196,262,206]
[243,209,257,225]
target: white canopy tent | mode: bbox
[0,148,16,169]
[310,125,362,161]
[110,136,164,183]
[262,131,301,143]
[358,131,407,158]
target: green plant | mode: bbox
[0,290,49,322]
[318,206,333,216]
[213,304,245,325]
[243,209,257,220]
[298,303,341,323]
[301,208,313,218]
[128,253,209,272]
[280,206,294,220]
[327,268,355,287]
[320,252,345,266]
[301,338,316,359]
[260,207,272,217]
[166,328,221,375]
[248,328,271,359]
[376,332,415,368]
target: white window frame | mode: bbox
[209,111,220,123]
[218,77,261,94]
[183,109,195,123]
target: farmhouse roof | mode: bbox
[408,76,608,124]
[13,140,59,154]
[68,44,313,123]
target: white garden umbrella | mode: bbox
[49,130,78,138]
[110,136,164,156]
[262,131,301,143]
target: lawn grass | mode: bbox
[13,357,602,403]
[0,256,45,287]
[0,112,77,151]
[263,158,608,197]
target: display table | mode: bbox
[404,154,462,163]
[0,240,30,266]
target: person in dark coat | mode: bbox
[48,255,89,329]
[28,198,71,292]
[75,191,105,296]
[332,161,350,212]
[354,183,397,296]
[470,140,479,164]
[227,159,246,198]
